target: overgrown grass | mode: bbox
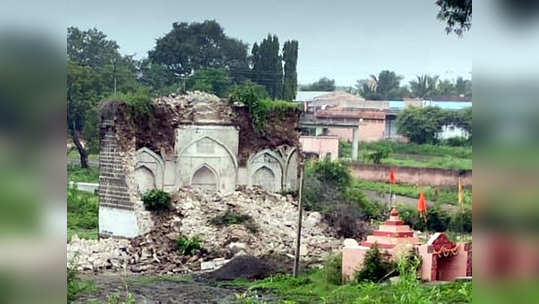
[226,268,471,304]
[361,141,472,159]
[68,163,99,183]
[354,179,472,206]
[340,140,472,170]
[67,149,99,161]
[67,188,98,241]
[67,265,97,303]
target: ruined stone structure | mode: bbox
[342,208,471,282]
[98,92,301,238]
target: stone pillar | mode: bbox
[352,127,359,160]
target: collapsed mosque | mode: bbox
[97,91,301,239]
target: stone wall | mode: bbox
[98,118,139,238]
[349,163,472,187]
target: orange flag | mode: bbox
[389,168,396,184]
[417,192,427,219]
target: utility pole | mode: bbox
[293,162,305,277]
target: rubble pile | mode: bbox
[67,188,342,274]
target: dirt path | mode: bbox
[74,274,275,304]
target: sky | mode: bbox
[62,0,472,87]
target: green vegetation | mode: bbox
[354,179,472,206]
[175,236,202,256]
[141,189,171,212]
[68,163,99,183]
[67,265,96,303]
[229,84,298,133]
[321,253,343,286]
[303,159,380,238]
[396,203,472,234]
[210,210,259,233]
[227,258,472,304]
[361,140,471,159]
[362,145,392,164]
[354,244,396,283]
[67,188,98,241]
[340,140,472,170]
[396,106,472,145]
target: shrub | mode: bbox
[354,244,396,283]
[442,136,470,147]
[364,146,392,164]
[142,189,171,212]
[449,208,472,233]
[210,210,258,233]
[175,236,202,256]
[322,252,342,285]
[397,204,450,232]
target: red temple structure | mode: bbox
[342,208,472,282]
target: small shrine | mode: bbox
[342,208,472,282]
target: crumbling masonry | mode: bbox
[98,92,301,238]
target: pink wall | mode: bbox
[300,136,339,160]
[349,163,472,187]
[327,119,386,142]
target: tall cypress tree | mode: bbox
[282,40,298,100]
[253,34,283,99]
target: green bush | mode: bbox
[442,136,470,147]
[322,252,342,285]
[364,146,392,164]
[449,208,472,233]
[210,210,258,233]
[354,244,396,283]
[142,189,171,212]
[175,236,202,256]
[397,204,450,232]
[303,159,375,238]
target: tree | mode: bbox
[186,68,232,97]
[375,70,404,100]
[300,77,336,91]
[251,34,283,99]
[282,40,298,100]
[396,106,445,144]
[455,76,472,97]
[148,20,249,85]
[435,0,472,36]
[67,27,139,167]
[436,79,456,97]
[409,74,439,99]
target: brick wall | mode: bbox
[349,163,472,187]
[98,119,132,211]
[327,119,386,142]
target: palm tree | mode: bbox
[409,74,439,99]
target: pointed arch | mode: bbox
[178,135,238,168]
[135,147,165,189]
[190,163,219,191]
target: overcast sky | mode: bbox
[64,0,472,87]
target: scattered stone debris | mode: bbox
[68,188,342,274]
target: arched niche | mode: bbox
[191,164,218,192]
[252,166,276,192]
[135,147,165,191]
[248,149,284,192]
[177,135,238,192]
[284,148,298,191]
[134,166,156,194]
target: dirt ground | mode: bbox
[74,274,275,304]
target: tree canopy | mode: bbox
[300,77,336,91]
[435,0,472,36]
[148,20,249,85]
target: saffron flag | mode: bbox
[417,192,427,219]
[389,168,396,184]
[458,177,463,209]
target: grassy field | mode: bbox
[340,140,472,170]
[67,188,98,241]
[354,179,472,206]
[68,164,99,183]
[225,268,471,304]
[68,149,99,160]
